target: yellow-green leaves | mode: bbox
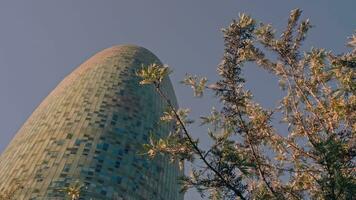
[296,18,311,41]
[289,9,302,26]
[347,33,356,49]
[307,48,330,83]
[308,48,326,70]
[254,23,275,45]
[59,181,85,200]
[238,13,255,29]
[200,107,220,126]
[161,108,193,126]
[144,137,167,159]
[181,75,208,97]
[137,63,171,85]
[143,134,193,169]
[0,182,23,200]
[137,8,355,200]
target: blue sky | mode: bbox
[0,1,355,199]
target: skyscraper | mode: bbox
[0,45,183,200]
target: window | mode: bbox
[66,133,73,139]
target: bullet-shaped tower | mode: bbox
[0,45,183,200]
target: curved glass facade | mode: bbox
[0,45,183,200]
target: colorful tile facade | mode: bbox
[0,45,183,200]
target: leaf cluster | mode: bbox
[138,9,355,200]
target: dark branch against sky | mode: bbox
[0,1,355,199]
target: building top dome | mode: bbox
[0,45,183,200]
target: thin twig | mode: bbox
[154,83,247,200]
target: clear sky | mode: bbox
[0,0,355,199]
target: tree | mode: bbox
[0,182,23,200]
[137,9,355,200]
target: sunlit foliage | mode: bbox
[138,9,355,200]
[0,182,22,200]
[59,181,85,200]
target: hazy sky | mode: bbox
[0,0,355,199]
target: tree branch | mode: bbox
[154,84,247,200]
